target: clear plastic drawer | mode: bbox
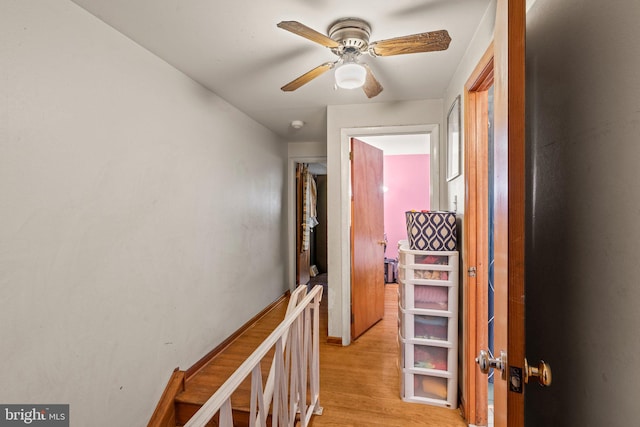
[411,343,448,371]
[412,373,448,401]
[399,266,452,282]
[399,309,449,341]
[398,251,454,267]
[399,281,450,311]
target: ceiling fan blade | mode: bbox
[277,21,341,49]
[281,61,336,92]
[369,30,451,56]
[362,64,383,98]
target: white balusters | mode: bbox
[184,284,323,427]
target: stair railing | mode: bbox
[184,284,323,427]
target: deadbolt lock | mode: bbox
[524,358,552,386]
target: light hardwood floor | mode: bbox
[310,283,466,427]
[175,282,466,426]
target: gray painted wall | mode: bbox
[0,2,287,425]
[526,0,640,425]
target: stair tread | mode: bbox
[175,298,288,410]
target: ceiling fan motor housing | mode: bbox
[328,18,371,54]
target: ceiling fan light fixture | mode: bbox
[335,62,366,89]
[278,18,449,97]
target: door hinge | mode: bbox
[350,311,354,324]
[349,151,353,161]
[468,266,477,277]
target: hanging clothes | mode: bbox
[301,165,318,251]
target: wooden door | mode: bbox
[493,0,526,425]
[350,138,385,340]
[296,163,310,286]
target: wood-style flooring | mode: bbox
[176,283,466,426]
[310,283,466,427]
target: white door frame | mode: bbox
[337,124,440,344]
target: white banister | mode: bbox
[184,284,323,427]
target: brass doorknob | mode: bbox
[524,358,552,386]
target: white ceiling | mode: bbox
[70,0,493,142]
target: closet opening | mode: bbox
[295,162,328,292]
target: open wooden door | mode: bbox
[350,138,385,340]
[490,0,527,425]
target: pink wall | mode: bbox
[383,154,430,259]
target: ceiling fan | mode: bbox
[277,18,451,98]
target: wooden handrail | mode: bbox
[184,284,323,427]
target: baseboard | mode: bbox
[185,290,291,380]
[326,336,342,346]
[147,368,185,427]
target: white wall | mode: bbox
[0,1,287,426]
[526,0,640,424]
[442,0,496,214]
[326,100,443,341]
[288,141,327,159]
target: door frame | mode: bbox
[338,124,440,345]
[462,42,494,426]
[494,0,526,427]
[492,0,527,424]
[463,0,526,423]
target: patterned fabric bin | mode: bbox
[405,211,457,251]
